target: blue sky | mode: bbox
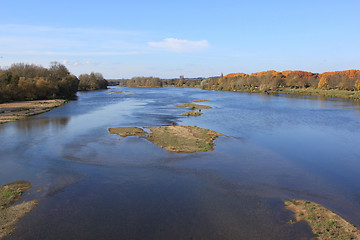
[1,0,359,78]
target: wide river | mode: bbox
[1,87,360,239]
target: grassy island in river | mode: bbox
[285,200,360,240]
[109,125,224,153]
[182,111,203,116]
[0,181,38,240]
[174,103,212,109]
[108,90,123,94]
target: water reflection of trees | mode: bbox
[14,117,70,133]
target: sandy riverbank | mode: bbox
[0,99,66,124]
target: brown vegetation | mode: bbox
[0,181,38,240]
[0,62,79,103]
[118,77,163,88]
[0,99,66,124]
[285,200,360,240]
[109,125,224,153]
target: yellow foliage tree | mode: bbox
[355,80,360,91]
[318,77,328,89]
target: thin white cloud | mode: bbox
[148,38,210,53]
[61,59,101,68]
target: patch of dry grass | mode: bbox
[109,127,147,137]
[109,125,224,153]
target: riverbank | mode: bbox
[0,99,67,124]
[273,88,360,100]
[119,83,360,100]
[206,87,360,100]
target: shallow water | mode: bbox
[1,87,360,239]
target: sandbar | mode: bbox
[0,99,66,124]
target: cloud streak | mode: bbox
[148,38,210,53]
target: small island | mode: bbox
[109,125,224,153]
[0,181,38,239]
[182,111,203,116]
[174,103,212,109]
[108,91,123,94]
[285,200,360,240]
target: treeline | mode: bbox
[118,77,163,87]
[118,76,212,88]
[0,62,108,103]
[117,70,360,92]
[78,72,108,91]
[207,70,360,92]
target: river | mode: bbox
[1,86,360,239]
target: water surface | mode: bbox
[1,87,360,239]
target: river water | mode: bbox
[1,87,360,239]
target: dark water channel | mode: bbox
[1,87,360,239]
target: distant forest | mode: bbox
[0,62,108,103]
[117,70,360,98]
[2,62,360,103]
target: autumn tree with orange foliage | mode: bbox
[118,69,360,98]
[318,70,360,90]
